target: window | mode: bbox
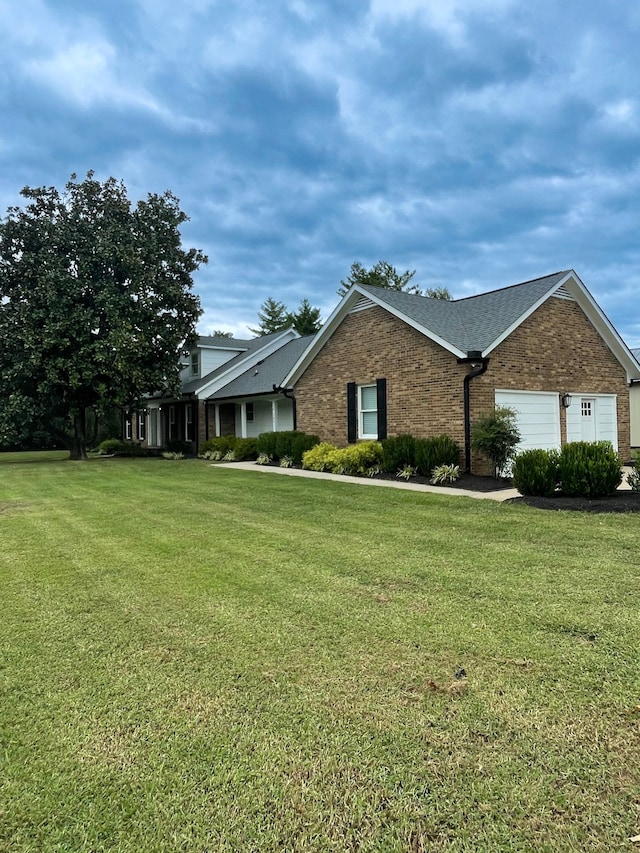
[358,385,378,439]
[246,402,254,423]
[137,411,146,441]
[169,405,176,439]
[124,412,132,441]
[347,379,387,443]
[185,406,194,441]
[191,351,199,376]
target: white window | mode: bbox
[124,413,132,441]
[358,385,378,439]
[137,412,146,441]
[191,351,199,376]
[185,406,194,441]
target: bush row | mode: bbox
[256,431,320,465]
[302,441,383,476]
[512,441,623,498]
[199,435,258,461]
[380,434,461,476]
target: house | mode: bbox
[282,270,640,473]
[126,328,310,452]
[630,348,640,449]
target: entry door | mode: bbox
[580,398,596,442]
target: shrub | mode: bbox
[558,441,622,498]
[302,442,338,472]
[279,455,294,468]
[257,431,320,465]
[430,463,460,485]
[471,407,520,477]
[627,452,640,492]
[256,452,272,465]
[117,442,150,457]
[512,449,560,497]
[381,434,415,472]
[199,436,236,457]
[414,435,461,476]
[233,438,258,461]
[162,451,184,461]
[98,438,124,455]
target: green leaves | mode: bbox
[0,172,206,457]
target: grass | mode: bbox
[0,456,639,852]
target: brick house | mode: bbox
[125,329,310,452]
[282,270,640,473]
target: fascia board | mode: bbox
[282,286,465,387]
[482,271,574,357]
[195,329,299,397]
[562,272,640,382]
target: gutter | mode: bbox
[458,351,490,472]
[274,385,297,430]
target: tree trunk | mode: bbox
[68,410,88,460]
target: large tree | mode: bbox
[0,172,207,459]
[338,261,451,300]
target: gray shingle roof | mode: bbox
[208,336,313,399]
[632,347,640,359]
[182,329,296,394]
[359,270,571,354]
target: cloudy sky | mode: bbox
[2,0,640,345]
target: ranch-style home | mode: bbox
[282,270,640,473]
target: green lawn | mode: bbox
[1,457,639,852]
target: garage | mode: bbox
[565,394,618,450]
[495,390,561,452]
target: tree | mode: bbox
[0,172,207,459]
[338,261,452,300]
[288,298,322,335]
[211,329,234,338]
[251,296,322,336]
[249,297,289,336]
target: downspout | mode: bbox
[458,351,489,473]
[274,385,297,431]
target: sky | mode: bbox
[2,0,640,346]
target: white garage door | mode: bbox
[495,390,561,452]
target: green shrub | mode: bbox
[381,434,415,472]
[627,452,640,492]
[558,441,622,497]
[302,442,338,472]
[117,442,151,457]
[512,449,560,497]
[332,442,383,476]
[414,435,461,476]
[233,438,258,461]
[256,452,272,465]
[396,464,417,481]
[257,431,320,464]
[98,438,124,455]
[199,436,236,457]
[471,407,520,477]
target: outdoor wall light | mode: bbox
[561,392,572,408]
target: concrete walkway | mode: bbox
[221,461,521,502]
[221,462,635,502]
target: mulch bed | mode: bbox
[373,471,511,492]
[506,492,640,513]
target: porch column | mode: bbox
[214,404,221,437]
[271,400,278,432]
[240,403,248,438]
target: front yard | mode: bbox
[0,457,639,851]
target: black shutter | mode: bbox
[376,378,387,440]
[347,382,357,443]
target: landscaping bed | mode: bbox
[508,490,640,513]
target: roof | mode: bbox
[283,269,640,386]
[208,336,314,400]
[357,270,569,355]
[632,347,640,362]
[195,334,252,350]
[182,329,297,395]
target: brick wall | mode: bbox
[294,296,631,470]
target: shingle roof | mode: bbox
[181,329,295,394]
[208,336,313,399]
[632,347,640,361]
[358,270,570,354]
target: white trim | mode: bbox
[240,403,248,438]
[196,328,299,397]
[214,403,221,438]
[358,384,378,440]
[271,400,278,432]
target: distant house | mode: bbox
[125,329,310,452]
[282,270,640,473]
